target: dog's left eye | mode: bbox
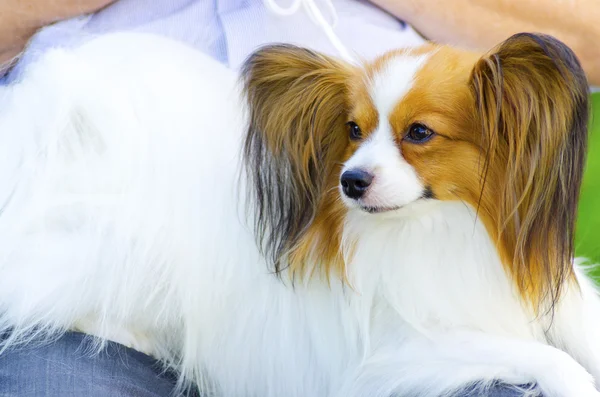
[347,121,362,141]
[405,123,435,143]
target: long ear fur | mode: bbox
[471,33,589,309]
[241,45,354,275]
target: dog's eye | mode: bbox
[347,121,362,141]
[405,123,435,143]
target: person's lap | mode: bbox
[0,331,194,397]
[455,383,538,397]
[0,332,537,397]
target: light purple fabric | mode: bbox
[6,0,425,83]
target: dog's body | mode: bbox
[0,33,599,397]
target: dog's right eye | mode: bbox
[347,121,362,141]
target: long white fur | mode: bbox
[0,32,599,397]
[368,54,429,117]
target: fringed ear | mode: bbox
[470,33,589,309]
[241,45,354,274]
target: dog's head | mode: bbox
[242,33,589,307]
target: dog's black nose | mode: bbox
[341,169,373,199]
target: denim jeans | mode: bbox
[456,383,538,397]
[0,331,535,397]
[0,331,195,397]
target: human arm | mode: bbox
[370,0,600,85]
[0,0,116,70]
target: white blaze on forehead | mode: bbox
[368,54,430,117]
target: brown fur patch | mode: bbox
[242,45,357,280]
[470,33,589,309]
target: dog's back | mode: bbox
[0,33,243,358]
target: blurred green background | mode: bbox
[575,93,600,279]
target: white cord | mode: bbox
[263,0,357,63]
[263,0,303,16]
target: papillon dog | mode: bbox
[0,31,597,397]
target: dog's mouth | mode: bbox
[359,205,402,214]
[357,188,436,214]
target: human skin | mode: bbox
[2,0,599,84]
[0,0,115,70]
[371,0,600,85]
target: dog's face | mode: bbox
[339,46,480,215]
[242,34,588,307]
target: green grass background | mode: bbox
[575,93,600,280]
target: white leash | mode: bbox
[263,0,357,63]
